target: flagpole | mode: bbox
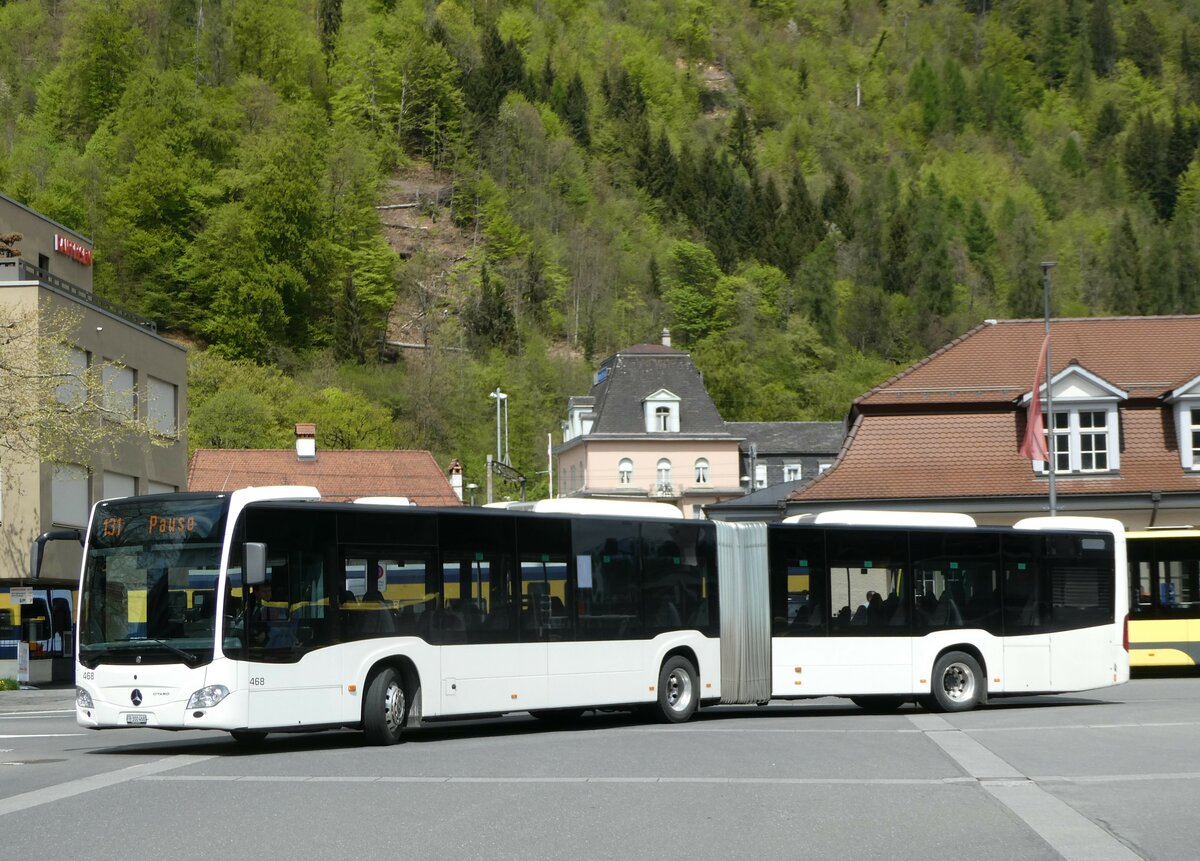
[1041,262,1056,516]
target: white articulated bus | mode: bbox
[65,488,1129,744]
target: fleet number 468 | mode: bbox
[249,677,266,686]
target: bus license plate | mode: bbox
[125,713,149,725]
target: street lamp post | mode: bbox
[489,387,508,465]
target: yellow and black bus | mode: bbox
[1127,529,1200,667]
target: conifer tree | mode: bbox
[1182,32,1200,103]
[1124,113,1171,220]
[942,58,971,132]
[1089,0,1118,77]
[1103,213,1143,314]
[1125,9,1162,79]
[562,71,590,148]
[727,105,756,176]
[318,0,342,68]
[1040,0,1069,90]
[821,167,854,239]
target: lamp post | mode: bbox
[489,387,508,465]
[466,482,478,506]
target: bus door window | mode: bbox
[641,521,714,635]
[1002,535,1047,630]
[825,529,908,635]
[516,517,572,643]
[769,526,827,636]
[572,519,642,640]
[438,513,516,644]
[911,532,1002,633]
[1155,539,1200,611]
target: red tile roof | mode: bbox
[860,317,1200,406]
[187,449,462,506]
[792,316,1200,504]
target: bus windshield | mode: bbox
[78,495,228,669]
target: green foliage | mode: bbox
[11,0,1200,475]
[0,678,18,692]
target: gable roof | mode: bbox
[859,316,1200,408]
[187,449,462,505]
[792,315,1200,507]
[585,344,731,436]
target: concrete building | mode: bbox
[0,193,189,589]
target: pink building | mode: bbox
[555,333,744,518]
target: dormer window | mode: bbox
[1166,376,1200,470]
[1022,365,1125,476]
[643,389,680,433]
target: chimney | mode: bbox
[661,328,671,348]
[448,459,464,500]
[295,423,316,460]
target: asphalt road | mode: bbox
[3,677,1199,861]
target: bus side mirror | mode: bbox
[244,543,268,586]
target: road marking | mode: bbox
[908,715,1141,861]
[0,755,212,818]
[0,711,76,720]
[0,734,84,739]
[138,774,979,785]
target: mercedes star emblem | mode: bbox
[131,689,143,706]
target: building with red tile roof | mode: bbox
[188,424,462,506]
[785,317,1200,527]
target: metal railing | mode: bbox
[11,258,157,332]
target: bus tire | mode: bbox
[230,729,267,744]
[929,651,983,713]
[850,695,907,713]
[363,667,406,745]
[656,656,699,723]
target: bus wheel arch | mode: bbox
[924,647,986,713]
[362,657,420,745]
[656,649,700,723]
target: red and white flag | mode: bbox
[1019,334,1051,462]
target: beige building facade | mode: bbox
[0,194,188,588]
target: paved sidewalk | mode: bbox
[0,685,76,713]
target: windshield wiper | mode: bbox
[131,638,198,663]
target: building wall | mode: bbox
[559,439,743,518]
[0,193,94,292]
[0,281,188,584]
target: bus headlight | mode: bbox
[187,685,230,709]
[76,688,94,709]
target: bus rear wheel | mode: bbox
[656,656,699,723]
[928,651,983,713]
[364,667,407,745]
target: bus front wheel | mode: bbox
[364,667,406,745]
[928,651,983,713]
[656,656,699,723]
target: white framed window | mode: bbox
[754,463,767,489]
[818,462,833,473]
[618,458,633,485]
[1028,366,1124,476]
[694,458,709,484]
[51,463,89,527]
[1168,380,1200,470]
[1038,407,1119,474]
[56,347,88,405]
[103,471,136,499]
[783,463,802,482]
[101,363,136,420]
[643,389,680,433]
[656,458,672,490]
[147,480,177,495]
[148,376,177,435]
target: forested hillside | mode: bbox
[4,0,1199,495]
